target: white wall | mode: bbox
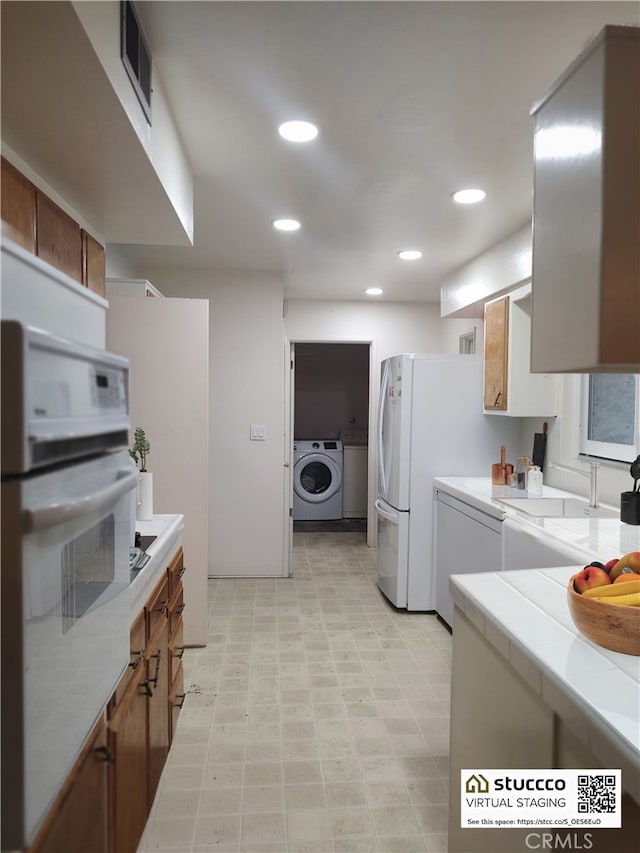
[106,296,210,645]
[145,268,287,577]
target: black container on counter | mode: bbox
[620,491,640,525]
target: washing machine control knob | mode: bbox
[312,441,320,449]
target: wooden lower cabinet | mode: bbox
[108,667,148,853]
[169,662,185,742]
[29,716,109,853]
[147,617,170,805]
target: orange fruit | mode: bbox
[613,572,640,584]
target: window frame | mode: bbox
[578,373,639,463]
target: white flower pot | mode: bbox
[136,471,154,520]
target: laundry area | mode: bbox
[292,343,370,532]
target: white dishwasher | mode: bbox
[434,490,503,628]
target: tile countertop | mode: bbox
[450,567,640,803]
[129,514,184,618]
[434,476,640,564]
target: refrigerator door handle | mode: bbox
[375,498,398,524]
[377,359,390,499]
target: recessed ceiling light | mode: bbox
[278,120,318,142]
[365,287,384,296]
[452,188,486,204]
[272,218,301,231]
[398,250,422,261]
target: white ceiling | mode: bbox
[5,2,640,302]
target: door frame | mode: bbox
[283,338,378,575]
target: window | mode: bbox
[121,1,152,124]
[579,374,639,463]
[458,329,476,354]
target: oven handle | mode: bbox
[23,470,138,533]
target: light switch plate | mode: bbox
[250,424,266,441]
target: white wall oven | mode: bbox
[1,321,135,849]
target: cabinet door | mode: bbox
[1,156,36,251]
[169,662,185,744]
[29,716,109,853]
[108,668,149,853]
[147,617,170,805]
[35,192,82,282]
[82,230,106,298]
[484,296,508,411]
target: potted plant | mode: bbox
[130,427,153,520]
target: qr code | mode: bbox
[577,774,617,813]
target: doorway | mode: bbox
[284,341,374,568]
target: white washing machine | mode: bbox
[293,440,343,520]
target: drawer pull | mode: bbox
[175,603,186,617]
[174,646,185,660]
[140,680,153,697]
[174,693,186,709]
[494,391,502,406]
[157,598,169,614]
[178,565,186,578]
[129,649,144,670]
[95,745,115,764]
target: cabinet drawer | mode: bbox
[145,576,170,642]
[111,610,146,709]
[167,548,185,598]
[169,586,185,636]
[169,618,185,685]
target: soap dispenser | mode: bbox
[527,465,543,496]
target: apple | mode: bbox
[605,558,619,572]
[573,565,612,594]
[609,552,640,582]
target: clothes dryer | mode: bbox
[293,440,343,520]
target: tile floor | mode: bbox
[138,532,452,853]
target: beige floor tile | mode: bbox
[199,786,242,815]
[241,784,285,813]
[139,816,196,851]
[284,782,328,810]
[193,813,241,848]
[288,809,334,842]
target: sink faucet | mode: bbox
[548,459,600,508]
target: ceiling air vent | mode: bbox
[121,1,152,124]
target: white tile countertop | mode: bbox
[450,567,640,803]
[129,514,184,618]
[434,476,640,564]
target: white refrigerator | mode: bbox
[375,353,519,610]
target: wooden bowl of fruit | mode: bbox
[568,552,640,656]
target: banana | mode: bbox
[582,579,640,598]
[592,590,640,607]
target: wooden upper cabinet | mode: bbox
[36,191,82,283]
[82,229,106,298]
[1,156,36,252]
[483,295,509,411]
